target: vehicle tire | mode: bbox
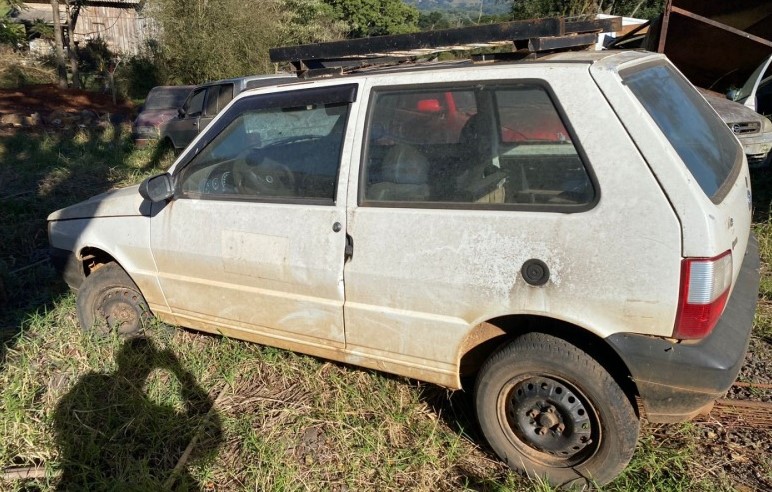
[76,262,151,337]
[475,332,639,487]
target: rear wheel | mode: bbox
[76,263,151,336]
[475,332,639,487]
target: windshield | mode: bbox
[145,88,192,110]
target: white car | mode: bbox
[48,49,759,487]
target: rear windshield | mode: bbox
[623,64,740,200]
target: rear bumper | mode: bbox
[607,234,760,423]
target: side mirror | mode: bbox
[178,107,186,118]
[139,173,174,203]
[726,88,740,101]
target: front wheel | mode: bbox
[76,262,151,336]
[475,332,639,487]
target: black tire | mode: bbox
[76,263,151,336]
[475,332,639,487]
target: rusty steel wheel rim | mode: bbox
[497,374,601,468]
[95,286,145,335]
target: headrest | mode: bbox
[380,144,429,185]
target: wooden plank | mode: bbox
[528,33,597,52]
[658,0,674,53]
[565,17,622,34]
[270,18,563,63]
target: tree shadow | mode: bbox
[53,336,222,490]
[417,384,515,490]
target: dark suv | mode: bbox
[159,74,294,151]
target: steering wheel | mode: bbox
[233,150,296,197]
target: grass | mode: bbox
[0,124,771,490]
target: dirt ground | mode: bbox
[0,84,134,125]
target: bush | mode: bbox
[0,46,55,88]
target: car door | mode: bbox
[341,75,648,380]
[738,54,772,114]
[150,84,358,346]
[165,87,207,149]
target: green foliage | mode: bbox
[77,38,112,74]
[146,0,346,84]
[28,19,54,41]
[511,0,599,19]
[324,0,420,38]
[0,0,24,47]
[280,0,347,44]
[0,46,56,87]
[115,44,170,100]
[510,0,664,20]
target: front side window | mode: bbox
[183,89,206,117]
[363,83,593,208]
[178,101,350,203]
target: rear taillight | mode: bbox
[673,251,733,340]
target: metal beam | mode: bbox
[270,17,621,65]
[528,33,597,52]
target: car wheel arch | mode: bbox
[457,315,640,416]
[78,246,119,277]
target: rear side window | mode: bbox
[623,64,740,201]
[363,83,594,208]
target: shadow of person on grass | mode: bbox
[53,337,222,491]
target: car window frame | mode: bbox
[358,79,600,213]
[171,83,359,206]
[203,86,219,117]
[183,88,207,118]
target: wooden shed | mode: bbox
[18,0,156,55]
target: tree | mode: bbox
[62,0,81,89]
[146,0,346,84]
[324,0,420,38]
[51,0,68,88]
[510,0,664,20]
[0,0,25,47]
[511,0,598,19]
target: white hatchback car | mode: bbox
[49,49,760,486]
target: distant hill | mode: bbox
[404,0,511,15]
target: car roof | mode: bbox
[296,50,654,81]
[196,74,294,89]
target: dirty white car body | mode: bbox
[48,50,759,486]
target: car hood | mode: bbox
[48,184,148,221]
[134,109,178,128]
[699,88,764,125]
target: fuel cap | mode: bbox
[521,259,550,286]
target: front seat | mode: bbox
[456,113,507,203]
[367,144,431,202]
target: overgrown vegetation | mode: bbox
[0,46,56,88]
[0,122,770,489]
[0,0,770,489]
[511,0,665,20]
